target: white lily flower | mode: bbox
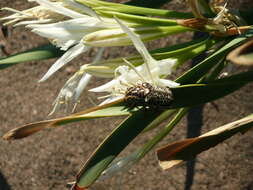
[2,0,182,84]
[50,48,104,115]
[1,0,97,25]
[90,18,180,105]
[1,0,119,82]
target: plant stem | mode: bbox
[137,108,189,159]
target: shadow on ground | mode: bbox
[0,172,11,190]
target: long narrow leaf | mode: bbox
[0,44,64,69]
[71,69,253,189]
[85,37,218,78]
[177,28,253,84]
[3,99,127,140]
[5,69,252,140]
[126,0,172,8]
[171,69,253,107]
[157,114,253,170]
[71,28,253,189]
[73,110,162,189]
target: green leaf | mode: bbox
[240,8,253,25]
[97,7,192,19]
[171,70,253,108]
[177,28,253,84]
[0,44,64,69]
[152,36,218,64]
[171,83,243,108]
[74,109,162,189]
[71,30,253,189]
[72,69,253,188]
[77,0,192,18]
[157,114,253,170]
[6,67,249,140]
[2,99,128,140]
[126,0,172,8]
[85,36,218,78]
[197,0,215,18]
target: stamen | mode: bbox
[2,19,20,25]
[119,78,132,87]
[1,7,32,17]
[97,94,112,99]
[123,58,145,82]
[14,19,52,26]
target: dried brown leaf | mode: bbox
[157,114,253,170]
[227,38,253,65]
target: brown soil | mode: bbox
[1,1,253,190]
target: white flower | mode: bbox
[90,18,180,104]
[50,48,104,115]
[2,1,181,113]
[1,0,119,82]
[1,0,100,26]
[1,0,180,83]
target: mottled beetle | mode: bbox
[124,82,174,110]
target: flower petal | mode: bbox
[99,95,123,105]
[39,43,90,82]
[73,73,92,102]
[159,79,180,88]
[27,17,101,41]
[114,17,154,63]
[62,0,99,18]
[157,58,177,75]
[32,0,86,18]
[115,17,155,83]
[89,79,118,93]
[14,19,52,26]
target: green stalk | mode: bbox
[76,0,193,18]
[134,46,228,162]
[126,0,173,8]
[137,108,189,159]
[142,109,177,133]
[84,25,192,47]
[204,58,226,81]
[187,0,214,18]
[197,0,215,18]
[96,8,192,19]
[97,11,179,26]
[84,37,218,78]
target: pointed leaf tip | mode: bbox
[227,39,253,65]
[71,183,87,190]
[3,98,127,140]
[156,114,253,170]
[2,121,52,140]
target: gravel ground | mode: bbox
[1,1,253,190]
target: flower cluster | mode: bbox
[1,0,180,113]
[90,18,179,105]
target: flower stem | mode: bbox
[76,0,193,19]
[137,108,189,159]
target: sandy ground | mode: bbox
[1,1,253,190]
